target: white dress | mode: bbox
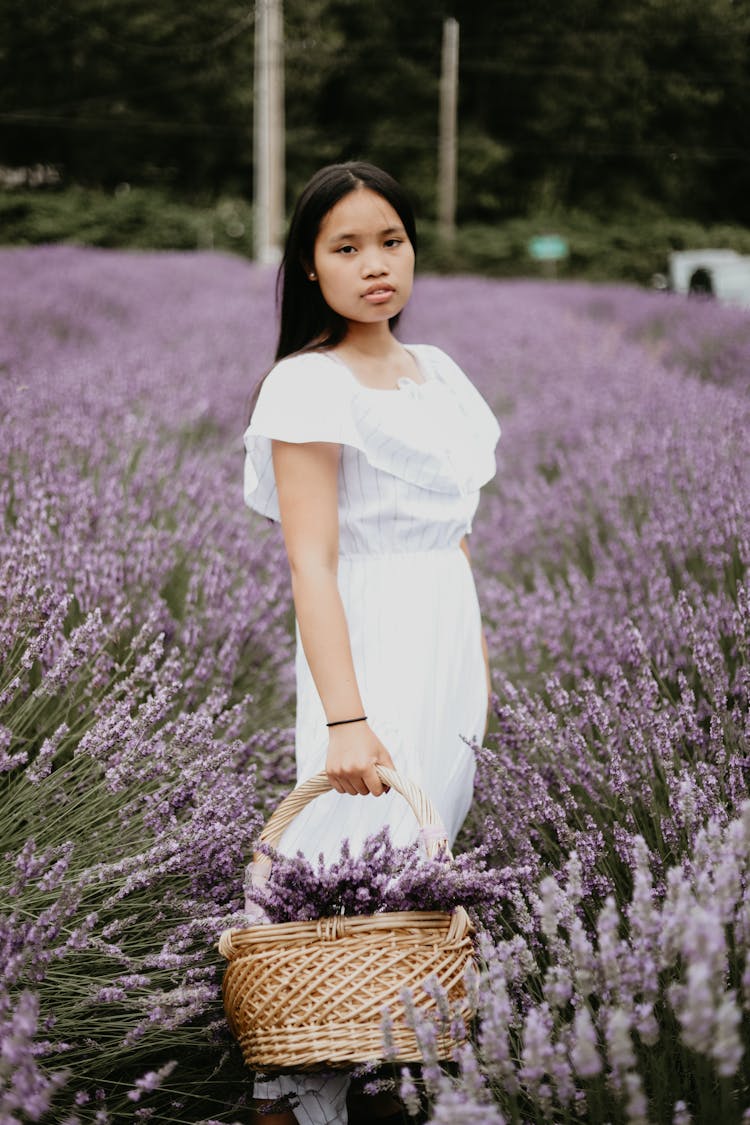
[242,343,500,1123]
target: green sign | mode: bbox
[528,235,569,262]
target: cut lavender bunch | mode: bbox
[244,829,511,924]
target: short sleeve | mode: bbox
[243,352,355,520]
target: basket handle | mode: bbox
[257,765,452,860]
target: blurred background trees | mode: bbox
[2,0,749,268]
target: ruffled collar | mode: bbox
[331,347,500,497]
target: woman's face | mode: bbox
[311,187,415,328]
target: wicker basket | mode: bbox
[218,766,476,1072]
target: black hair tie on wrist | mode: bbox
[326,715,368,728]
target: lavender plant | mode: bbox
[1,248,294,1120]
[0,540,282,1120]
[401,803,750,1123]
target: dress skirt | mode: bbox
[276,545,488,863]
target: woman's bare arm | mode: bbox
[272,438,395,796]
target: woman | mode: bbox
[243,162,500,1125]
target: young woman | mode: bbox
[243,162,500,1125]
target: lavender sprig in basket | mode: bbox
[218,767,494,1072]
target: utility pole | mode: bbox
[254,0,285,264]
[437,17,459,247]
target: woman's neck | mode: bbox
[332,322,420,388]
[339,320,399,360]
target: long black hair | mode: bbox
[275,161,418,361]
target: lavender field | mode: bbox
[1,246,749,1124]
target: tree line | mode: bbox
[2,0,749,225]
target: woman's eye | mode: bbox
[336,245,356,255]
[385,239,402,248]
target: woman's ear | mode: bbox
[301,257,316,281]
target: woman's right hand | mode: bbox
[326,722,396,797]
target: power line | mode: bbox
[1,112,747,163]
[0,111,246,137]
[17,2,255,58]
[458,59,749,84]
[2,81,239,122]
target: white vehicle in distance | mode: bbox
[667,249,750,308]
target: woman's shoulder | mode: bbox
[252,351,351,419]
[264,349,346,390]
[246,350,354,447]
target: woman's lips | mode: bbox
[362,287,395,304]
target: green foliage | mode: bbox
[2,0,750,224]
[6,185,750,285]
[456,0,750,223]
[418,212,750,284]
[0,0,253,193]
[0,186,254,254]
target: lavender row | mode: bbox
[404,277,749,1119]
[2,248,297,1122]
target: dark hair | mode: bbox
[275,161,417,361]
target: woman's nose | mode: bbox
[360,251,388,276]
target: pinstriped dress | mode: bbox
[244,344,500,864]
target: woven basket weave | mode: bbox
[218,766,476,1072]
